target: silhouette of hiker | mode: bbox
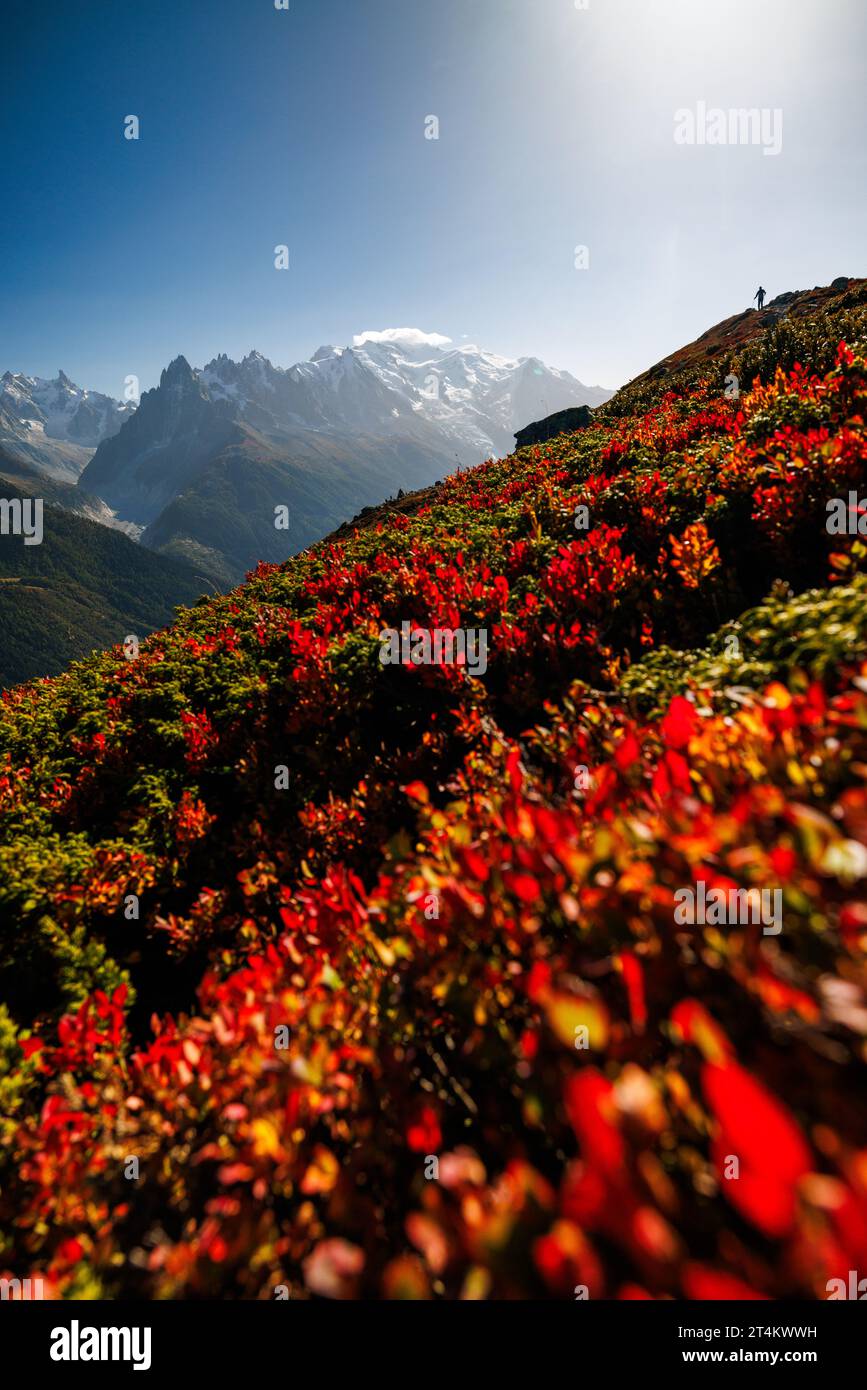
[754,286,767,310]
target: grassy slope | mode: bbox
[142,426,456,586]
[0,478,212,686]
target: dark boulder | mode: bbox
[515,404,594,450]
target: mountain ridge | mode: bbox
[0,369,134,481]
[77,330,609,583]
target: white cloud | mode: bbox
[353,328,452,350]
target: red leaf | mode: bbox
[406,1104,441,1153]
[503,871,541,904]
[564,1071,624,1174]
[702,1061,811,1184]
[403,781,429,805]
[661,695,698,750]
[683,1263,769,1300]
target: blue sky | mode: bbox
[1,0,864,397]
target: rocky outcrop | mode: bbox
[514,404,593,450]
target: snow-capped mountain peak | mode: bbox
[318,328,611,457]
[0,369,134,448]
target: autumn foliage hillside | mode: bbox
[1,280,867,1300]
